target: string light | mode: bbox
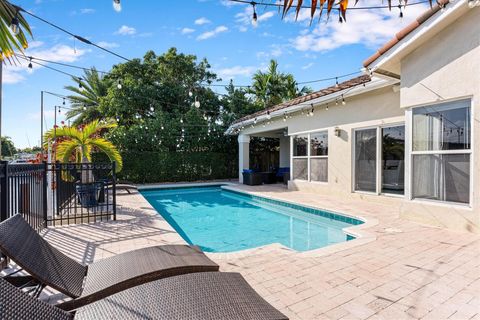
[62,98,66,105]
[326,103,329,111]
[342,95,346,105]
[28,57,33,69]
[117,80,122,90]
[194,97,201,108]
[266,111,271,120]
[113,0,122,12]
[10,10,20,35]
[78,78,83,89]
[251,2,258,27]
[335,77,339,88]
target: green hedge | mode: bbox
[94,151,238,184]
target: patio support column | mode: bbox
[279,136,290,167]
[238,134,250,183]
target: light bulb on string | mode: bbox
[335,77,339,88]
[326,103,329,111]
[10,12,20,35]
[78,78,83,89]
[83,104,87,111]
[194,97,201,108]
[180,118,184,124]
[267,111,271,120]
[117,80,122,90]
[342,95,346,106]
[28,57,33,69]
[113,0,122,12]
[188,91,193,97]
[251,2,258,27]
[63,98,66,106]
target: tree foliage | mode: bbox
[248,60,312,108]
[1,136,16,157]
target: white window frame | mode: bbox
[291,130,329,183]
[309,130,329,184]
[352,123,406,197]
[406,98,473,207]
[291,134,309,181]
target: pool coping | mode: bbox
[139,182,378,259]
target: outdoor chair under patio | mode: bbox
[0,214,219,311]
[0,273,288,320]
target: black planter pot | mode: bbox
[76,182,103,207]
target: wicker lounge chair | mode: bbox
[0,273,288,320]
[0,214,219,311]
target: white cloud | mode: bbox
[181,27,195,35]
[115,25,136,36]
[80,8,95,14]
[4,44,87,85]
[216,65,257,80]
[301,62,314,70]
[194,17,211,25]
[197,25,228,40]
[28,44,87,63]
[290,2,429,53]
[97,41,119,48]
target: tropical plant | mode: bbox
[64,68,110,126]
[44,120,123,173]
[1,136,15,157]
[249,60,311,108]
[0,0,32,61]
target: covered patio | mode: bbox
[238,128,291,185]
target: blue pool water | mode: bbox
[141,186,362,253]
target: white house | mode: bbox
[227,0,479,233]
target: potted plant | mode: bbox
[44,120,123,207]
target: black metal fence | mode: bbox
[47,162,116,226]
[0,161,47,231]
[0,162,116,229]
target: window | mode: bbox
[354,125,405,195]
[292,135,308,180]
[411,99,471,204]
[292,131,328,182]
[310,131,328,182]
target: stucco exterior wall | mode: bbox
[399,7,479,232]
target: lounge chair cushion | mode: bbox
[0,215,86,297]
[0,278,73,320]
[75,272,288,320]
[78,245,219,307]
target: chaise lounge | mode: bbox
[0,273,288,319]
[0,214,219,311]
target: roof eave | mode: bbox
[365,0,469,75]
[225,76,398,135]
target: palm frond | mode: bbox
[88,138,123,172]
[0,1,32,61]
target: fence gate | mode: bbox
[46,162,117,226]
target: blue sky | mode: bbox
[2,0,429,148]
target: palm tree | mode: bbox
[0,0,32,61]
[64,68,109,125]
[44,120,123,173]
[249,60,311,108]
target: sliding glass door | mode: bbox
[354,129,377,192]
[354,125,405,195]
[381,126,405,195]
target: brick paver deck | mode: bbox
[39,184,480,319]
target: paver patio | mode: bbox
[38,184,480,320]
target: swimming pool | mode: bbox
[141,186,363,253]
